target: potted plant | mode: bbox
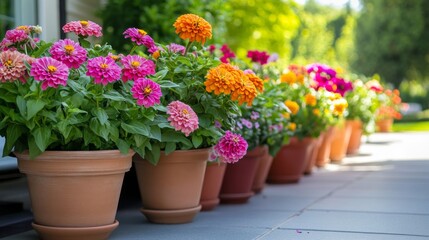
[374,86,402,132]
[128,14,257,223]
[0,22,165,239]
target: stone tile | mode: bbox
[309,197,429,215]
[259,229,429,240]
[280,210,429,236]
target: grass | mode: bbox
[393,121,429,132]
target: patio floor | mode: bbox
[2,131,429,240]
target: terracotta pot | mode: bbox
[267,137,316,183]
[252,146,273,194]
[315,126,335,168]
[376,118,393,132]
[330,121,353,162]
[200,162,226,211]
[304,135,324,175]
[219,146,262,204]
[15,150,133,240]
[134,148,208,224]
[347,119,363,155]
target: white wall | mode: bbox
[38,0,60,41]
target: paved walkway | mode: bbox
[4,132,429,240]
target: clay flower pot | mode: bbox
[315,126,335,168]
[15,150,133,240]
[219,146,262,204]
[200,162,227,211]
[330,121,353,162]
[268,137,316,183]
[376,118,393,132]
[347,119,363,155]
[133,148,208,224]
[252,145,273,194]
[304,135,324,175]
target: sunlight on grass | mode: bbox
[393,121,429,132]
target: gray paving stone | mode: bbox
[309,197,429,214]
[259,229,429,240]
[280,210,429,236]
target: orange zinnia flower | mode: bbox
[280,72,297,84]
[288,122,297,131]
[173,14,212,45]
[205,63,241,95]
[245,72,264,92]
[285,100,300,115]
[305,93,317,107]
[231,74,257,106]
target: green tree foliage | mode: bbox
[224,0,300,60]
[353,0,425,87]
[99,0,229,53]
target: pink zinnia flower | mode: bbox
[167,101,199,137]
[0,50,32,83]
[167,43,186,55]
[30,57,69,90]
[131,78,162,108]
[123,28,156,51]
[62,20,102,37]
[214,131,248,163]
[5,29,28,44]
[49,39,87,69]
[86,56,121,85]
[121,55,155,82]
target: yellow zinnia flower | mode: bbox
[332,98,348,116]
[312,109,321,116]
[288,122,297,131]
[285,100,300,115]
[173,14,212,45]
[280,72,296,84]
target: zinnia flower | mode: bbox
[123,28,156,52]
[247,50,270,65]
[305,93,317,107]
[167,43,186,55]
[121,55,156,82]
[280,72,297,84]
[231,75,258,106]
[288,122,297,131]
[285,100,300,115]
[213,131,248,164]
[245,71,264,92]
[62,20,102,37]
[173,14,212,44]
[167,101,199,136]
[5,29,28,44]
[49,39,87,69]
[205,63,242,95]
[86,56,121,85]
[30,57,69,90]
[0,50,32,83]
[131,78,162,108]
[332,98,348,116]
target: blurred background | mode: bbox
[1,0,428,122]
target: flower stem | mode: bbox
[184,41,193,55]
[129,45,138,55]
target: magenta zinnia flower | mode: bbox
[123,28,156,52]
[121,55,155,82]
[62,20,102,37]
[131,78,162,108]
[30,57,69,90]
[0,50,32,83]
[167,101,199,137]
[86,56,121,85]
[167,43,186,55]
[214,131,248,164]
[5,29,28,44]
[49,39,87,69]
[247,50,269,65]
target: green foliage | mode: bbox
[99,0,229,52]
[353,0,426,87]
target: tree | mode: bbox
[353,0,425,87]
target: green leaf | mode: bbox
[198,115,211,128]
[28,137,43,159]
[165,142,176,155]
[192,134,203,148]
[92,108,108,125]
[26,99,46,120]
[16,96,27,118]
[121,121,150,137]
[151,142,161,164]
[31,42,53,57]
[159,80,180,88]
[150,125,162,142]
[71,93,84,107]
[33,127,51,152]
[103,92,127,102]
[3,125,23,157]
[153,69,169,81]
[161,130,192,146]
[117,139,130,154]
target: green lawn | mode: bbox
[393,121,429,132]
